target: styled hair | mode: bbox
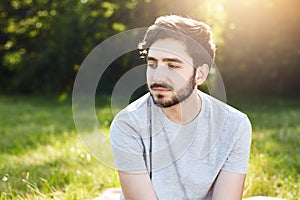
[138,15,216,67]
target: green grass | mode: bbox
[0,95,299,199]
[0,95,119,200]
[229,97,300,199]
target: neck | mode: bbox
[161,90,202,124]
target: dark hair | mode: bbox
[138,15,216,67]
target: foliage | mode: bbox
[0,0,143,94]
[0,0,299,96]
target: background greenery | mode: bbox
[1,0,299,96]
[1,0,300,199]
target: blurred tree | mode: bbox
[0,0,137,94]
[0,0,299,96]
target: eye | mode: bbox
[168,63,180,69]
[147,61,157,69]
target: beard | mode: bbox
[149,70,196,108]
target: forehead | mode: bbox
[148,38,193,64]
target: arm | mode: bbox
[212,115,252,199]
[118,170,157,200]
[110,112,156,199]
[212,170,246,200]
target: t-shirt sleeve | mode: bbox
[222,115,252,174]
[110,113,147,172]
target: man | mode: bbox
[110,15,251,200]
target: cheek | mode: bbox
[146,68,153,83]
[172,72,190,82]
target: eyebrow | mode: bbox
[146,56,183,64]
[146,56,157,62]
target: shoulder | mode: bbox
[110,93,150,132]
[199,90,251,132]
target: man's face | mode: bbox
[146,38,196,108]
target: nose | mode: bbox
[150,64,168,83]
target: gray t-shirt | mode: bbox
[110,90,251,200]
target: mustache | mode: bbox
[150,83,173,90]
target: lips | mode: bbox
[150,83,172,90]
[152,87,171,93]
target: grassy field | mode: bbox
[0,95,299,199]
[230,97,300,199]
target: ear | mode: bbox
[195,64,209,86]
